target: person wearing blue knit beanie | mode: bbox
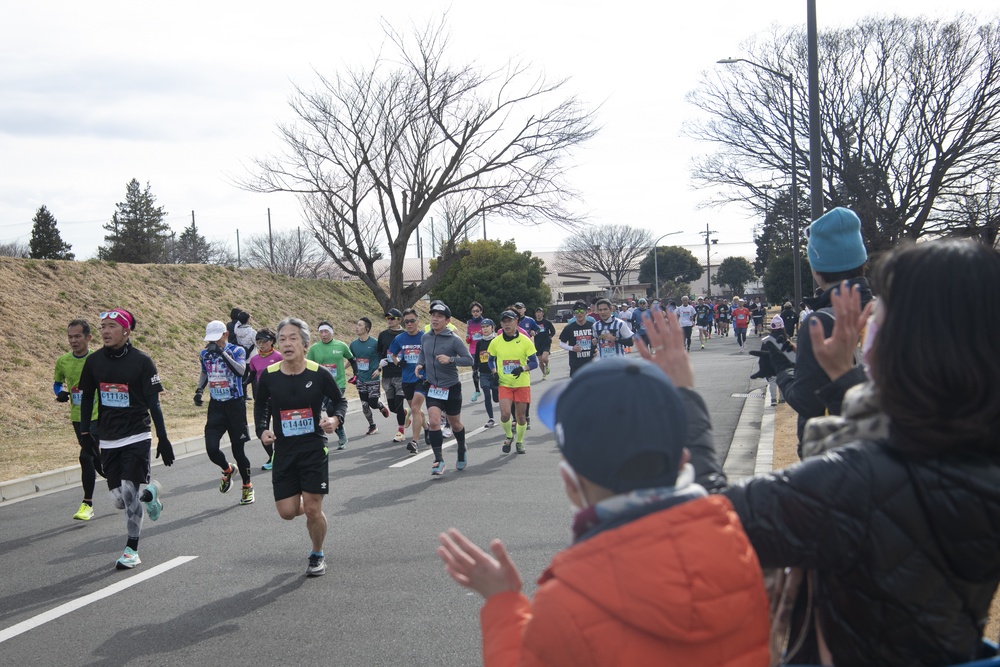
[767,207,874,453]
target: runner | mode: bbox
[473,319,500,427]
[732,298,752,353]
[466,302,485,402]
[376,309,408,443]
[350,317,390,436]
[674,296,696,352]
[306,321,355,450]
[488,310,538,454]
[694,297,712,349]
[388,308,427,454]
[716,299,731,338]
[592,298,634,359]
[254,317,347,577]
[415,302,474,475]
[194,320,253,505]
[558,301,597,377]
[512,302,540,339]
[78,309,173,570]
[532,307,556,380]
[751,297,766,337]
[630,298,650,345]
[247,328,283,469]
[54,318,102,521]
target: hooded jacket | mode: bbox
[479,494,770,667]
[417,326,474,388]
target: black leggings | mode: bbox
[73,421,99,499]
[682,326,693,350]
[205,397,251,485]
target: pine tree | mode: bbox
[171,215,212,264]
[28,205,74,260]
[99,179,171,263]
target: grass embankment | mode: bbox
[0,257,443,482]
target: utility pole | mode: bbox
[700,224,717,299]
[482,210,487,240]
[236,229,241,267]
[267,208,274,270]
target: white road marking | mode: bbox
[389,425,490,467]
[0,556,198,644]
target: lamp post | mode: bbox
[652,231,683,301]
[717,57,802,308]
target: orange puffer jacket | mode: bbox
[480,494,770,667]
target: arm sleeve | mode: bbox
[221,347,246,377]
[348,358,359,376]
[546,321,556,337]
[679,388,728,493]
[254,372,272,438]
[526,354,539,371]
[558,341,574,352]
[53,381,64,396]
[78,359,95,433]
[815,367,868,416]
[146,393,168,441]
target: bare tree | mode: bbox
[242,18,597,311]
[686,15,1000,252]
[927,167,1000,248]
[242,228,333,278]
[556,224,653,288]
[0,240,30,258]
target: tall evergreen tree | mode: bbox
[170,215,211,264]
[99,179,171,263]
[28,205,74,260]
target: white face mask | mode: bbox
[559,460,589,512]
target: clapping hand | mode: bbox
[809,281,873,381]
[636,306,695,388]
[437,528,522,600]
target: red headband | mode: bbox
[101,309,134,330]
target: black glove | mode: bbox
[763,339,795,374]
[491,372,500,386]
[205,342,220,355]
[87,434,106,478]
[156,438,175,466]
[511,367,523,378]
[56,390,70,402]
[194,391,204,407]
[749,350,776,380]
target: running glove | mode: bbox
[510,367,523,378]
[193,391,204,406]
[56,390,70,402]
[156,438,175,466]
[205,342,220,354]
[348,376,357,385]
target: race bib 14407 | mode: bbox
[99,382,130,408]
[280,408,315,437]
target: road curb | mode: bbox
[723,382,771,482]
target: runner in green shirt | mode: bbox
[53,318,101,521]
[306,321,356,449]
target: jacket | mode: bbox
[724,442,1000,667]
[480,494,770,667]
[417,327,474,388]
[775,277,873,443]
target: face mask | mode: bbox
[861,313,879,371]
[559,460,589,512]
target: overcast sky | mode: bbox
[1,1,995,262]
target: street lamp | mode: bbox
[652,231,683,301]
[717,57,802,308]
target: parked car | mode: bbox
[555,309,573,322]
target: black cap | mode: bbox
[538,357,688,493]
[500,310,518,321]
[513,302,525,309]
[429,301,452,318]
[255,328,276,342]
[385,308,402,318]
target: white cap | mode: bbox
[204,320,227,341]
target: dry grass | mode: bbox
[0,257,445,482]
[770,401,1000,641]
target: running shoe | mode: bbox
[338,433,348,450]
[544,365,551,377]
[471,391,480,403]
[701,343,705,349]
[406,440,419,455]
[220,465,235,493]
[366,423,378,436]
[262,455,274,471]
[442,425,453,439]
[379,403,390,419]
[393,430,406,443]
[73,502,94,521]
[502,438,512,454]
[240,485,255,505]
[431,461,447,476]
[115,547,141,570]
[484,419,495,429]
[306,553,326,577]
[143,481,162,521]
[456,458,467,471]
[516,443,526,454]
[424,428,431,446]
[526,417,530,430]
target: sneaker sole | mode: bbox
[240,498,255,505]
[116,557,140,570]
[306,567,327,577]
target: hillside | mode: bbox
[0,257,442,482]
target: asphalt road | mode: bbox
[0,335,762,666]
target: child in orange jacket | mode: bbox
[437,354,770,667]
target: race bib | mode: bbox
[70,387,82,406]
[323,363,338,378]
[99,382,130,408]
[357,358,369,371]
[577,336,592,350]
[598,337,617,358]
[479,350,489,363]
[209,378,232,401]
[472,333,482,340]
[502,359,522,375]
[403,346,420,364]
[280,408,314,437]
[427,385,450,400]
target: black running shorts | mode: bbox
[101,440,151,489]
[402,381,426,401]
[424,382,463,417]
[272,439,330,501]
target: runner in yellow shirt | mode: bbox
[487,310,538,454]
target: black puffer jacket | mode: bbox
[724,442,1000,667]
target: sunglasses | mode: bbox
[385,316,399,320]
[100,311,127,321]
[573,309,586,313]
[402,319,417,324]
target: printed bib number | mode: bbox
[99,382,130,408]
[280,408,314,437]
[403,348,420,364]
[479,350,489,363]
[427,385,450,400]
[502,359,522,375]
[577,336,592,350]
[71,387,82,406]
[472,333,482,340]
[357,358,369,371]
[598,338,617,357]
[324,364,338,378]
[209,378,232,401]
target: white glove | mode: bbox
[379,358,390,369]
